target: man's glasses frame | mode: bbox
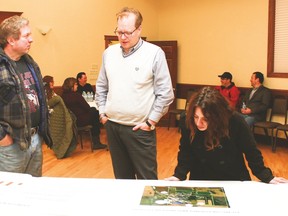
[114,27,138,37]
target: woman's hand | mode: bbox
[269,177,288,184]
[164,176,180,181]
[241,107,252,114]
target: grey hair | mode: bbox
[0,15,29,48]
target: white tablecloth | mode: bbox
[0,171,287,216]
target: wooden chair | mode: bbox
[252,95,287,152]
[167,89,196,131]
[273,96,288,152]
[77,125,94,152]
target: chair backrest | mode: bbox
[283,96,288,124]
[184,89,198,110]
[269,95,288,123]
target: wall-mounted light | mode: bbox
[37,26,51,36]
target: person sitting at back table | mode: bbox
[61,77,107,150]
[215,71,240,109]
[76,72,94,95]
[165,87,287,184]
[43,75,77,159]
[240,71,272,127]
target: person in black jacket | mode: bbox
[76,72,94,95]
[165,86,287,184]
[240,71,272,127]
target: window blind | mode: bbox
[274,0,288,72]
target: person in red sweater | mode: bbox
[215,72,240,109]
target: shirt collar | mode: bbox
[121,38,143,58]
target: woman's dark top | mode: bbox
[61,91,94,127]
[173,112,274,183]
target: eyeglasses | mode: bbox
[114,27,138,37]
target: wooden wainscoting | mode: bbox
[176,83,288,100]
[52,83,288,101]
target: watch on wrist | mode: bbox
[146,120,155,130]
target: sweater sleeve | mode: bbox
[229,86,240,108]
[48,96,61,108]
[173,113,191,180]
[231,113,274,183]
[149,48,175,122]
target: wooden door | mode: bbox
[149,40,178,127]
[0,11,23,23]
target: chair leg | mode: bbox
[168,114,171,130]
[269,129,274,152]
[284,131,288,140]
[87,129,93,152]
[273,130,278,153]
[79,132,83,149]
[270,130,274,150]
[78,127,94,152]
[264,128,269,136]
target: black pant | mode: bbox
[105,120,157,179]
[89,107,100,136]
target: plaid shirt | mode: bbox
[0,48,52,150]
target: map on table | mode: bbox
[140,186,230,208]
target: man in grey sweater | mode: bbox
[96,7,174,179]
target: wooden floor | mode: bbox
[42,127,288,180]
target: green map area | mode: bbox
[140,186,230,208]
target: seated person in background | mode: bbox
[240,71,272,127]
[165,87,287,184]
[43,75,77,159]
[61,77,107,150]
[215,71,240,109]
[76,72,94,95]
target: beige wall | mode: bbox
[0,0,159,85]
[156,0,287,89]
[1,0,287,89]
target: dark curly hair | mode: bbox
[186,86,233,150]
